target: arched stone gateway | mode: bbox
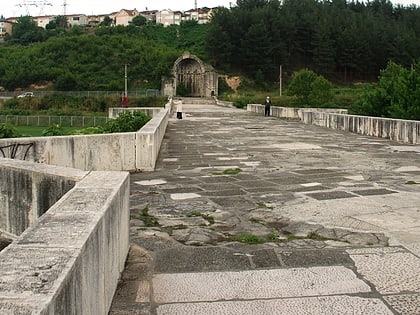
[162,52,218,97]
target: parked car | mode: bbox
[17,92,34,98]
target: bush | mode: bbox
[0,123,21,138]
[42,124,66,136]
[287,69,333,107]
[103,110,151,133]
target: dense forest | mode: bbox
[0,0,419,91]
[207,0,420,82]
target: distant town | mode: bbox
[0,7,217,40]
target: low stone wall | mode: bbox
[247,104,419,144]
[301,111,420,144]
[109,107,163,119]
[0,106,171,172]
[0,161,130,315]
[215,98,234,108]
[136,108,170,171]
[0,158,86,238]
[247,104,348,119]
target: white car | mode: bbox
[17,92,34,98]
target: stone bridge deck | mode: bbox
[110,102,420,314]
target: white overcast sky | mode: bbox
[1,0,419,18]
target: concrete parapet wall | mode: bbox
[215,98,234,108]
[0,107,171,172]
[0,133,137,171]
[247,104,348,119]
[301,111,420,144]
[0,167,130,315]
[0,158,86,238]
[247,104,418,144]
[109,107,163,119]
[136,108,170,171]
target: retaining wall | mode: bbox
[0,160,130,315]
[0,106,171,172]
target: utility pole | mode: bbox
[124,64,128,98]
[62,0,67,16]
[279,64,283,97]
[122,64,128,108]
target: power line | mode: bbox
[15,0,52,16]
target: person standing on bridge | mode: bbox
[176,98,183,119]
[263,96,272,117]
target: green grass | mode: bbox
[15,126,82,137]
[211,168,243,176]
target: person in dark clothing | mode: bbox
[263,96,272,116]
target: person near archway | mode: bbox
[176,99,183,119]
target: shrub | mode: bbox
[0,123,21,138]
[287,69,333,107]
[103,110,151,133]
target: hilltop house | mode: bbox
[0,19,13,41]
[2,6,216,35]
[156,9,183,26]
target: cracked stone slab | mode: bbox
[384,294,420,315]
[152,266,371,303]
[153,247,251,273]
[348,247,420,294]
[156,295,393,315]
[275,248,354,268]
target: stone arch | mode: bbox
[162,52,218,98]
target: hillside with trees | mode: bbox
[0,0,419,119]
[207,0,420,82]
[0,20,207,91]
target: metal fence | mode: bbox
[0,89,161,98]
[0,115,109,127]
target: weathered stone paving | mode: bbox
[110,102,420,314]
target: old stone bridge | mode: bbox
[110,100,420,314]
[1,99,420,314]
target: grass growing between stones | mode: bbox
[212,168,243,175]
[256,201,274,209]
[138,206,159,227]
[231,233,266,244]
[307,232,329,241]
[186,211,201,217]
[230,232,279,244]
[186,211,215,225]
[249,217,263,224]
[161,225,188,235]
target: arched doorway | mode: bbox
[162,52,218,98]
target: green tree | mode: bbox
[287,69,333,107]
[351,61,420,120]
[46,15,68,30]
[100,16,114,26]
[8,16,45,45]
[131,15,147,26]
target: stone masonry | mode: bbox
[110,101,420,314]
